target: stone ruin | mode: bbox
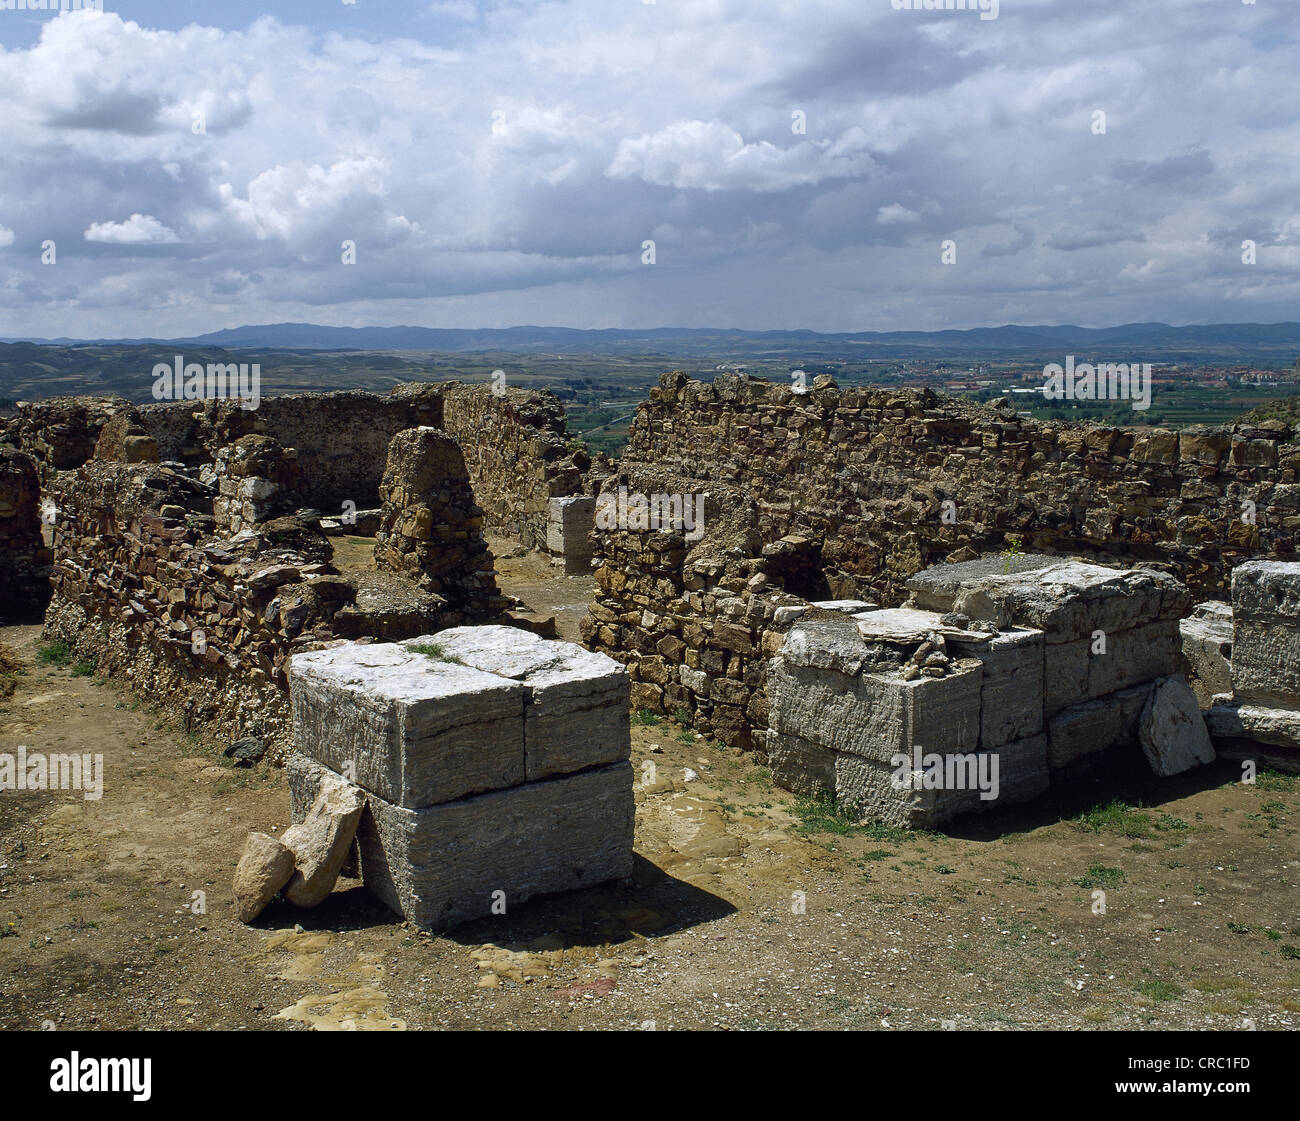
[3,368,1299,928]
[232,627,634,929]
[768,557,1207,828]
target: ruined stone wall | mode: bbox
[42,461,353,752]
[583,371,1300,753]
[10,384,581,541]
[0,445,51,623]
[441,385,586,550]
[619,372,1298,601]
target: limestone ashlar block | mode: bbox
[951,561,1189,643]
[1045,683,1152,772]
[359,761,634,930]
[289,642,526,809]
[1207,701,1300,750]
[949,627,1044,748]
[1179,602,1233,709]
[905,554,1065,613]
[1230,560,1300,707]
[768,652,982,762]
[1088,620,1180,699]
[419,625,629,780]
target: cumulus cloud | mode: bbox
[0,225,14,248]
[0,2,1294,337]
[84,214,180,244]
[606,120,875,193]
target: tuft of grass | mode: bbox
[70,658,97,678]
[406,642,464,666]
[1135,980,1182,1002]
[36,640,73,667]
[1072,863,1126,890]
[1073,799,1155,839]
[630,709,662,727]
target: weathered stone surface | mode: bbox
[1207,701,1300,749]
[1089,621,1180,698]
[419,625,629,780]
[546,495,595,575]
[949,627,1044,748]
[1179,601,1233,708]
[951,561,1188,642]
[769,650,982,762]
[281,769,366,907]
[289,641,526,808]
[1139,675,1216,777]
[906,554,1065,613]
[1231,561,1300,707]
[356,761,634,930]
[233,831,296,923]
[852,607,994,644]
[1045,683,1152,771]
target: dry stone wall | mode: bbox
[441,385,586,550]
[584,371,1299,754]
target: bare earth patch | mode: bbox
[2,611,1297,1031]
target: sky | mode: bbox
[0,0,1295,338]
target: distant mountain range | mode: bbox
[4,321,1300,362]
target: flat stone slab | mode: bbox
[289,642,526,809]
[290,755,633,930]
[416,626,629,780]
[906,554,1065,612]
[1207,701,1300,749]
[851,607,994,644]
[950,561,1188,641]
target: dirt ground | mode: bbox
[2,549,1299,1031]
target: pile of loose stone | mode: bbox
[234,625,635,929]
[768,556,1215,828]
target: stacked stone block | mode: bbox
[768,559,1195,827]
[287,625,633,929]
[546,495,595,574]
[1207,561,1300,771]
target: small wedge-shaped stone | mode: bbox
[233,831,296,923]
[282,771,366,907]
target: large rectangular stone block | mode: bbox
[1088,620,1180,698]
[950,627,1044,748]
[289,643,526,808]
[546,496,595,575]
[1231,561,1300,706]
[423,626,629,780]
[358,761,634,930]
[768,654,982,762]
[1045,683,1151,771]
[949,561,1188,643]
